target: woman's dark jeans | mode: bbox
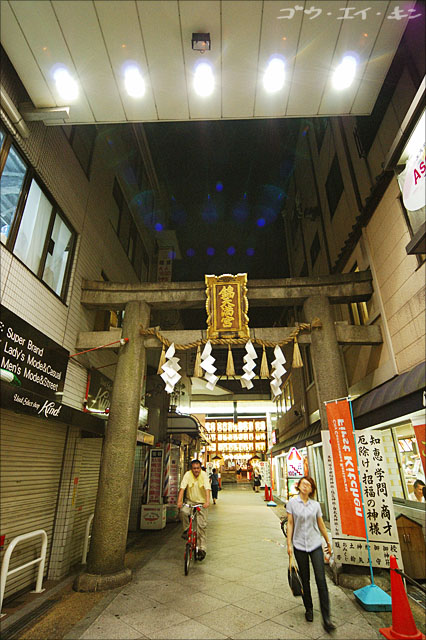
[293,545,330,619]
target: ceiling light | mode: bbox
[263,57,285,93]
[124,65,145,98]
[192,33,211,53]
[332,55,357,90]
[194,62,214,97]
[53,67,78,101]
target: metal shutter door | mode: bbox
[69,437,103,565]
[0,411,67,600]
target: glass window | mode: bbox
[70,125,96,177]
[394,424,425,502]
[14,180,53,275]
[325,155,344,219]
[0,145,28,243]
[42,213,73,296]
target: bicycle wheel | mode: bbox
[184,542,191,575]
[280,517,288,538]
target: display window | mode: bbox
[394,423,425,502]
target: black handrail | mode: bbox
[391,567,426,595]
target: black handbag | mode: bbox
[288,556,303,597]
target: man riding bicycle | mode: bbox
[177,459,211,561]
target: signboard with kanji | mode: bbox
[286,447,304,477]
[147,449,164,503]
[322,429,402,569]
[205,274,249,339]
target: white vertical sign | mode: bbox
[322,431,402,569]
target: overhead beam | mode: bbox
[76,323,382,351]
[80,271,374,310]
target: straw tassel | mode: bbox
[194,345,203,378]
[260,345,269,378]
[292,337,304,368]
[157,345,166,374]
[226,344,235,376]
[310,317,322,329]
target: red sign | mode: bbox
[413,423,426,476]
[326,400,366,539]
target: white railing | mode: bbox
[0,530,47,618]
[81,513,94,565]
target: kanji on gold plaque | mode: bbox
[205,274,249,339]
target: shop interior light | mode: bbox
[194,62,214,97]
[263,57,285,93]
[332,55,357,90]
[124,65,145,98]
[53,67,79,101]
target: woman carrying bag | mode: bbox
[286,476,336,633]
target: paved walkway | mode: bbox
[68,487,382,640]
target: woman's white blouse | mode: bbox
[286,495,323,552]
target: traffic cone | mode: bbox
[379,556,425,640]
[264,485,269,501]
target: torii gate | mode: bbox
[74,270,382,592]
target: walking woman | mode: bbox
[286,476,336,633]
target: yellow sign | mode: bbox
[205,274,249,339]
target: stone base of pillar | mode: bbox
[73,568,132,592]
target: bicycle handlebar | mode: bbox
[182,503,204,508]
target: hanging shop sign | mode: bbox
[259,460,271,488]
[157,247,173,283]
[85,369,112,413]
[205,273,249,339]
[0,305,69,401]
[322,430,402,569]
[325,399,366,539]
[286,447,304,477]
[147,449,164,503]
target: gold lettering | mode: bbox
[218,285,235,328]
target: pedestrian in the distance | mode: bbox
[253,470,261,492]
[286,476,336,633]
[210,468,220,504]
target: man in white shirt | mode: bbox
[177,459,211,560]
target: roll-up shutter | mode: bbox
[69,437,103,565]
[0,411,67,600]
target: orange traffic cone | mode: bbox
[264,485,269,501]
[379,556,425,640]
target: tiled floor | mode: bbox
[68,487,382,639]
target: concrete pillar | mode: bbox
[303,295,347,429]
[74,301,150,592]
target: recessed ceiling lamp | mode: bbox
[53,67,78,101]
[332,55,357,90]
[124,65,145,98]
[263,57,285,93]
[194,61,214,97]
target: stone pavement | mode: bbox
[65,485,384,640]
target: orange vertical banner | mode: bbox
[326,399,366,539]
[413,423,426,476]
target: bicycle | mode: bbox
[182,503,204,575]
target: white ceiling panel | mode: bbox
[286,3,342,116]
[9,0,94,122]
[179,0,221,120]
[1,2,54,108]
[94,1,158,121]
[52,0,125,122]
[255,0,302,118]
[136,0,188,121]
[319,1,389,115]
[221,1,262,119]
[351,0,414,114]
[0,0,416,125]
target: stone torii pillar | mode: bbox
[303,295,348,430]
[74,300,150,591]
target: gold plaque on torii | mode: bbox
[205,274,249,340]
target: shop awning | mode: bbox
[270,421,321,456]
[167,412,211,444]
[352,360,425,428]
